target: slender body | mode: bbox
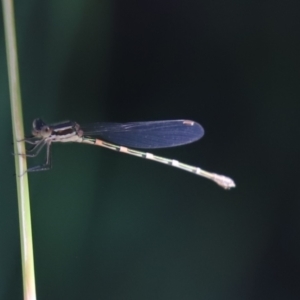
[21,118,235,189]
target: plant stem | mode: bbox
[2,0,37,299]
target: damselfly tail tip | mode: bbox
[211,174,236,190]
[183,120,195,126]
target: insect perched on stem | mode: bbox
[20,118,235,189]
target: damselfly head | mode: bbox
[32,118,52,138]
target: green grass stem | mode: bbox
[2,0,37,299]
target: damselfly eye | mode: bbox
[33,118,46,131]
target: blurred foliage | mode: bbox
[1,0,300,299]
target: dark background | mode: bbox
[1,1,300,299]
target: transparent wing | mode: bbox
[81,120,204,149]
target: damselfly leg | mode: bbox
[24,140,47,157]
[25,142,52,172]
[16,138,52,173]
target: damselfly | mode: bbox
[20,118,235,189]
